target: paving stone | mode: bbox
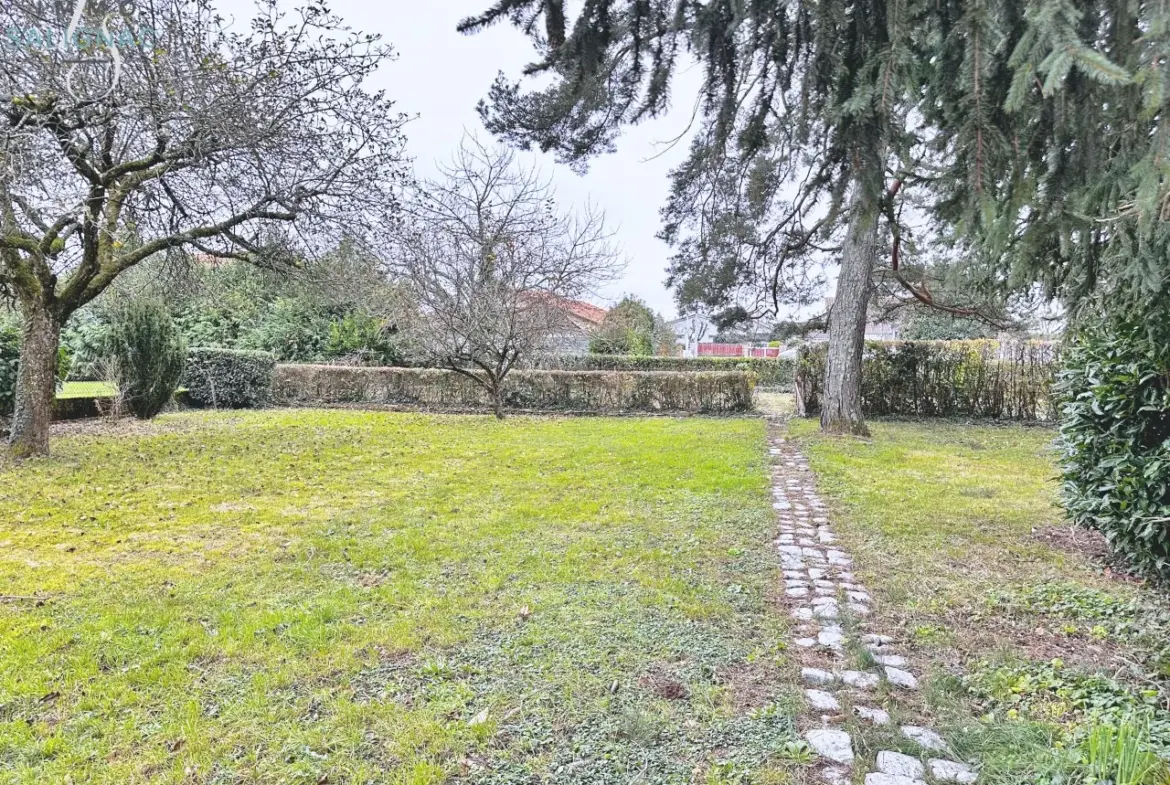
[877,751,926,779]
[864,774,925,785]
[779,545,804,555]
[901,726,947,752]
[815,587,837,596]
[783,570,805,579]
[837,571,856,581]
[805,688,841,711]
[804,729,854,765]
[872,653,906,667]
[848,590,872,602]
[815,604,840,619]
[848,602,871,616]
[863,633,894,645]
[814,579,836,588]
[818,629,845,648]
[778,534,796,544]
[793,607,815,621]
[841,670,880,689]
[773,501,791,510]
[928,759,978,783]
[787,587,810,598]
[808,568,827,580]
[793,637,818,648]
[801,667,837,686]
[885,667,919,690]
[854,705,891,725]
[786,579,810,588]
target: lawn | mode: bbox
[0,410,802,785]
[789,419,1170,779]
[56,381,117,399]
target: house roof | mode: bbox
[561,298,608,326]
[520,291,609,328]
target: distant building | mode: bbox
[822,297,901,341]
[539,295,608,355]
[669,315,715,357]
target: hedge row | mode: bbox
[795,340,1060,421]
[271,365,755,414]
[180,348,276,409]
[536,355,794,388]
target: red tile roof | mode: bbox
[561,298,608,325]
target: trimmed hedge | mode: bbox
[1057,321,1170,581]
[537,355,795,388]
[795,340,1059,420]
[181,348,276,409]
[271,365,755,414]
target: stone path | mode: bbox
[768,431,979,785]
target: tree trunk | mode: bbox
[9,302,61,458]
[490,380,506,420]
[821,180,880,436]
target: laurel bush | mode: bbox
[1057,320,1170,582]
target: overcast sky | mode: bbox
[254,1,706,317]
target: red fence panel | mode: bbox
[698,343,782,358]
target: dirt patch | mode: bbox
[1030,523,1110,562]
[1029,524,1147,585]
[639,664,690,700]
[716,659,782,711]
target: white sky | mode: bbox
[244,0,706,317]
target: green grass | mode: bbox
[56,381,116,399]
[0,410,802,785]
[787,419,1069,614]
[788,418,1170,780]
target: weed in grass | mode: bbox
[990,582,1170,675]
[963,656,1170,755]
[1082,721,1170,785]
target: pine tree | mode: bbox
[930,0,1170,327]
[459,0,998,435]
[461,0,1166,429]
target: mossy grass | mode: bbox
[1,410,804,784]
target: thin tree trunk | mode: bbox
[821,178,880,436]
[491,380,505,420]
[9,302,61,458]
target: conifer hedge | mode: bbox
[181,348,276,409]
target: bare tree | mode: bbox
[391,137,621,418]
[0,0,409,456]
